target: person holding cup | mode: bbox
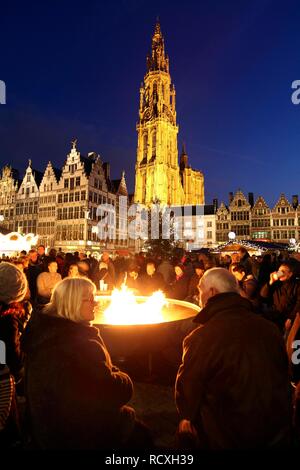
[260,260,300,333]
[97,261,114,292]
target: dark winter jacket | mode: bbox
[186,273,202,301]
[95,267,115,291]
[140,272,165,296]
[168,274,190,301]
[157,260,175,285]
[125,275,143,294]
[0,302,27,380]
[239,254,252,276]
[238,275,260,311]
[26,263,42,301]
[21,313,134,449]
[260,278,300,325]
[175,292,292,449]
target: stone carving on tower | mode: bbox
[134,21,204,207]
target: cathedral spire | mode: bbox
[147,20,169,73]
[135,22,204,206]
[153,18,162,40]
[180,143,188,170]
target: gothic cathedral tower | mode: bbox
[134,21,205,206]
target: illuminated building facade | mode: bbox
[38,161,61,248]
[55,142,121,253]
[0,142,129,253]
[216,191,300,244]
[271,194,297,242]
[15,160,42,236]
[134,21,204,207]
[251,196,271,240]
[0,165,19,232]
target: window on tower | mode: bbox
[153,82,157,101]
[143,134,148,159]
[152,132,156,157]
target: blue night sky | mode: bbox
[1,0,300,207]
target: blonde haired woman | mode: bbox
[21,277,146,449]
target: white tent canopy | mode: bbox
[0,232,38,256]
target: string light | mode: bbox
[210,239,290,254]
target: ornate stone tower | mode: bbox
[134,21,204,206]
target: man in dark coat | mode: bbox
[175,267,292,449]
[260,260,300,331]
[26,249,42,301]
[101,251,116,286]
[37,245,49,271]
[238,247,252,275]
[125,264,142,294]
[186,261,205,303]
[140,261,165,295]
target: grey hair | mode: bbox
[44,277,96,323]
[199,267,240,294]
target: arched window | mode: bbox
[143,133,148,159]
[142,173,146,201]
[151,132,156,157]
[153,82,157,104]
[168,144,172,164]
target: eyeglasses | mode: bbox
[82,297,96,304]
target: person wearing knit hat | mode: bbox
[0,262,28,305]
[0,262,29,382]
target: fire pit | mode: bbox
[92,287,199,360]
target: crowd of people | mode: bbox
[0,243,300,449]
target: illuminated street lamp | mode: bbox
[228,232,236,241]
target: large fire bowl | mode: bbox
[92,295,199,360]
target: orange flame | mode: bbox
[103,285,167,325]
